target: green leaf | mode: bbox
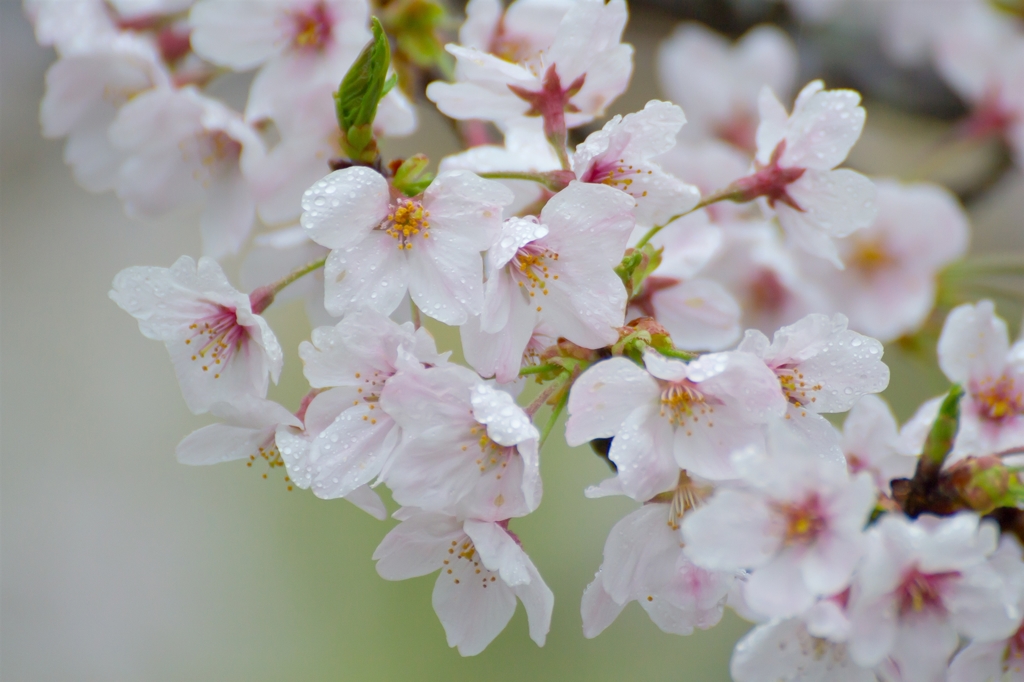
[392,154,434,196]
[921,384,964,474]
[335,17,391,162]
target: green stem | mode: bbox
[478,170,572,192]
[270,257,327,295]
[519,363,561,376]
[657,347,697,361]
[539,386,569,449]
[632,189,738,251]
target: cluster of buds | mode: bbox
[29,0,1024,677]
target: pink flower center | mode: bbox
[512,241,559,311]
[974,374,1024,422]
[896,568,957,615]
[381,198,430,250]
[775,494,827,545]
[734,141,806,210]
[185,305,247,378]
[659,380,713,431]
[714,111,758,153]
[848,236,896,275]
[291,2,333,51]
[776,366,823,408]
[582,156,653,199]
[746,268,789,314]
[961,90,1017,141]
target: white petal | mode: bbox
[301,168,390,250]
[374,512,465,579]
[564,358,659,445]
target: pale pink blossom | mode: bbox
[109,255,283,414]
[426,0,633,130]
[301,168,513,325]
[572,100,700,227]
[382,363,541,520]
[802,179,970,343]
[738,313,890,460]
[946,535,1024,682]
[109,86,265,259]
[847,513,1022,682]
[460,181,635,382]
[682,424,876,618]
[295,310,444,501]
[700,220,829,336]
[177,395,300,466]
[458,0,574,63]
[581,478,733,638]
[657,23,797,152]
[40,34,169,193]
[626,212,742,351]
[747,80,877,267]
[188,0,371,123]
[902,301,1024,462]
[373,512,553,656]
[731,616,878,682]
[25,0,120,54]
[841,395,915,494]
[565,349,786,496]
[654,139,751,223]
[275,388,389,519]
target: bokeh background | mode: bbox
[3,1,1024,680]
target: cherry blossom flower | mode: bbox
[580,473,733,638]
[737,313,890,459]
[802,179,970,343]
[275,387,389,519]
[946,535,1024,682]
[902,301,1024,462]
[426,0,633,131]
[294,310,444,501]
[109,255,283,415]
[571,100,700,227]
[654,139,750,223]
[565,349,786,497]
[382,363,540,520]
[25,0,120,54]
[744,80,877,267]
[731,616,878,682]
[682,424,876,618]
[459,181,635,382]
[373,511,553,656]
[189,0,371,123]
[108,86,265,259]
[40,34,169,193]
[700,220,828,336]
[841,395,915,494]
[177,395,301,467]
[846,513,1023,682]
[657,23,797,152]
[626,212,742,351]
[458,0,574,63]
[301,168,514,325]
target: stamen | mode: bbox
[381,198,430,250]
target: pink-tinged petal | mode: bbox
[424,170,513,250]
[432,556,517,656]
[774,408,846,465]
[275,425,314,488]
[176,423,272,465]
[642,350,689,383]
[426,80,532,122]
[938,300,1010,385]
[781,87,865,170]
[784,168,878,238]
[301,167,390,250]
[188,0,286,69]
[460,303,537,383]
[889,615,960,682]
[565,358,660,444]
[409,232,485,326]
[648,278,741,352]
[454,453,533,520]
[200,166,255,259]
[744,549,816,618]
[691,351,788,422]
[581,573,626,638]
[540,182,636,269]
[466,520,532,587]
[309,407,398,498]
[755,85,790,164]
[380,363,479,433]
[608,405,680,501]
[682,489,781,569]
[599,504,680,602]
[672,414,762,481]
[847,595,898,668]
[373,512,465,580]
[344,485,388,520]
[471,383,539,447]
[323,233,410,318]
[572,100,685,177]
[731,619,875,682]
[947,640,1012,682]
[488,217,549,271]
[567,42,634,126]
[513,559,555,647]
[547,0,627,85]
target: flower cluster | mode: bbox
[31,0,1024,677]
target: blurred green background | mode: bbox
[3,1,1024,680]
